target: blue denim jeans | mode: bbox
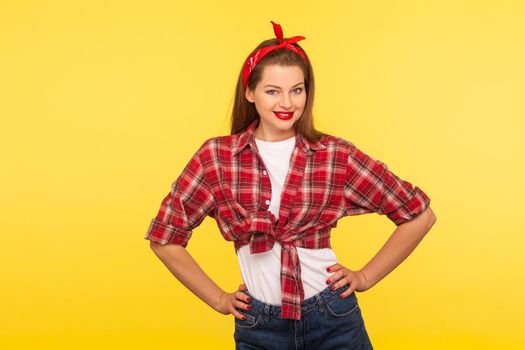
[234,284,374,349]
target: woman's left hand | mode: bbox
[326,263,369,297]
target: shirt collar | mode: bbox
[232,119,326,156]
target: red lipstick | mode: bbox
[273,111,294,120]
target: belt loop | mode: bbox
[263,304,270,321]
[315,294,325,312]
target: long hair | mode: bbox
[230,38,328,142]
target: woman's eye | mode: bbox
[266,88,303,95]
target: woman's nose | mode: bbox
[279,93,293,109]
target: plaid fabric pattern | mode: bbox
[144,119,431,320]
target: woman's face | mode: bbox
[245,64,306,141]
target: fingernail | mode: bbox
[339,293,345,298]
[247,297,252,302]
[331,285,336,290]
[242,316,246,320]
[326,280,331,285]
[326,267,331,272]
[247,305,252,310]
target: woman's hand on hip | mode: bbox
[326,263,369,297]
[213,283,252,320]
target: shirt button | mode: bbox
[262,170,267,176]
[265,199,270,205]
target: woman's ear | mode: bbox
[245,88,254,103]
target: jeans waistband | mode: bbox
[242,283,355,320]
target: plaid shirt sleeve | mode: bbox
[343,143,431,226]
[144,146,215,246]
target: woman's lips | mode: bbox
[273,111,294,120]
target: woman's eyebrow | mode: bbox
[263,82,305,88]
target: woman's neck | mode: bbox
[254,125,296,142]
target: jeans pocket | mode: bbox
[234,309,262,329]
[325,293,360,318]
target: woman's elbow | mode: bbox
[423,206,437,229]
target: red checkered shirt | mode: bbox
[144,119,431,320]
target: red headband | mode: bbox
[242,21,308,90]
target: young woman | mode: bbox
[145,21,437,350]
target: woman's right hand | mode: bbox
[213,283,252,320]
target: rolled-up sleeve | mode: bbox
[144,146,215,246]
[343,143,431,226]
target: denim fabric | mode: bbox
[234,284,374,350]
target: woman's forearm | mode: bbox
[360,207,437,289]
[149,242,225,311]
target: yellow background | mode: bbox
[2,1,524,349]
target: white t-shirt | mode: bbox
[236,135,339,305]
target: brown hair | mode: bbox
[230,38,328,142]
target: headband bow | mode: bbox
[242,21,308,89]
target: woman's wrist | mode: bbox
[212,291,227,311]
[359,269,369,290]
